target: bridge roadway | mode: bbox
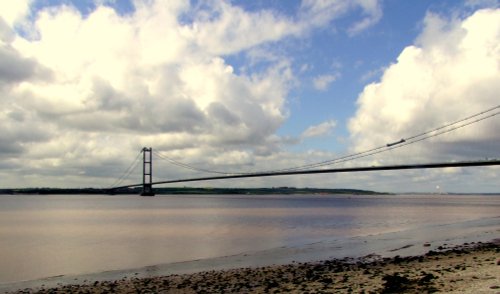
[111,159,500,190]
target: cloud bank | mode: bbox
[349,9,500,164]
[344,8,499,192]
[0,0,384,188]
[0,1,497,192]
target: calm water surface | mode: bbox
[0,194,499,283]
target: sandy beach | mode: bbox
[7,240,499,294]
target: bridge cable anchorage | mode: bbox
[109,150,143,189]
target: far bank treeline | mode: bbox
[0,187,385,195]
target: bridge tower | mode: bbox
[141,147,155,196]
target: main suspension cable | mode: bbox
[149,105,499,176]
[264,105,499,173]
[153,150,237,175]
[109,150,143,188]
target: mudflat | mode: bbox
[9,241,500,293]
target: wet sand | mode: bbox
[8,240,499,293]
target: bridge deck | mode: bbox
[111,159,500,190]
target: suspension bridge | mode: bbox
[109,105,500,196]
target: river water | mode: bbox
[0,194,499,286]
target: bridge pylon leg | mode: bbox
[141,147,155,196]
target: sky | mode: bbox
[0,0,499,193]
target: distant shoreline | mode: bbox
[0,187,387,195]
[1,187,499,195]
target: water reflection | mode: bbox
[0,194,499,283]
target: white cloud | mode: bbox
[3,0,391,188]
[6,1,492,193]
[348,9,500,164]
[465,0,500,9]
[299,0,382,34]
[313,73,339,90]
[0,0,300,187]
[188,1,301,56]
[302,120,337,138]
[360,66,386,82]
[300,63,312,73]
[0,0,32,26]
[299,0,351,27]
[94,0,117,6]
[347,0,382,35]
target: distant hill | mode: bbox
[0,187,385,195]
